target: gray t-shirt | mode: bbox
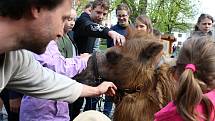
[0,49,83,103]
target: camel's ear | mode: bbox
[125,25,135,40]
[139,42,163,62]
[106,51,122,65]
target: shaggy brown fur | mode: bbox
[74,30,177,121]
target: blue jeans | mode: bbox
[103,96,113,117]
[84,97,97,111]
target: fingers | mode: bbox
[118,35,125,46]
[108,31,125,46]
[105,87,115,96]
[109,87,116,96]
[99,81,117,96]
[79,53,91,62]
[114,34,125,46]
[80,53,91,57]
[113,38,117,46]
[111,82,117,90]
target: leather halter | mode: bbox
[92,51,103,86]
[118,87,141,95]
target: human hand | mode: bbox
[97,81,117,96]
[80,53,91,62]
[9,98,21,113]
[108,31,125,46]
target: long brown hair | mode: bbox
[135,15,153,34]
[175,36,215,121]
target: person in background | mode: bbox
[192,13,214,37]
[106,3,132,48]
[154,36,215,121]
[0,89,22,121]
[57,8,78,58]
[172,44,176,54]
[56,8,80,121]
[73,0,125,55]
[84,1,93,15]
[105,3,132,117]
[135,14,153,34]
[83,1,102,53]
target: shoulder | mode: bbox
[204,90,215,104]
[2,50,32,78]
[77,12,91,22]
[3,50,35,79]
[6,50,33,63]
[73,12,92,31]
[154,102,182,121]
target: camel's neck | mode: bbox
[113,94,160,121]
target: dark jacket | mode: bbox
[73,12,111,54]
[106,23,128,48]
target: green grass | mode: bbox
[99,44,107,51]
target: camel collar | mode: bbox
[92,51,103,86]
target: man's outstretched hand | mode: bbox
[97,81,117,96]
[81,81,117,97]
[108,30,125,46]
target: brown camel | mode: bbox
[74,29,177,121]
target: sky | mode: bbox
[197,0,215,20]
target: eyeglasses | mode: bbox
[117,14,128,18]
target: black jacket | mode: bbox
[73,12,111,54]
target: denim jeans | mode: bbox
[103,96,113,117]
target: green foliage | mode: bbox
[148,0,199,33]
[75,0,89,16]
[110,0,199,33]
[110,0,148,22]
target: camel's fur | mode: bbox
[74,30,177,121]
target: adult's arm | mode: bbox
[33,40,88,78]
[74,13,125,46]
[75,13,110,38]
[4,50,82,103]
[3,50,116,103]
[106,26,115,48]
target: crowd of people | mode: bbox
[0,0,214,121]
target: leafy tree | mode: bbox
[110,0,199,33]
[75,0,90,15]
[148,0,199,33]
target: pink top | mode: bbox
[154,90,215,121]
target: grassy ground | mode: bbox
[99,44,107,52]
[99,39,108,52]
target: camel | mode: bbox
[74,29,177,121]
